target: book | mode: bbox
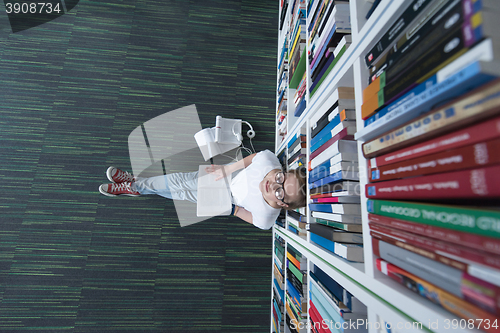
[368,115,500,169]
[311,102,355,138]
[309,203,361,215]
[309,169,359,190]
[369,137,500,182]
[368,213,500,255]
[362,78,500,158]
[370,223,500,288]
[361,18,478,120]
[366,164,500,200]
[366,199,500,239]
[357,40,499,141]
[310,39,350,95]
[310,195,360,204]
[310,232,364,262]
[309,152,358,177]
[314,218,363,232]
[309,161,358,184]
[308,223,363,243]
[374,238,465,298]
[309,180,360,195]
[376,258,500,332]
[364,0,438,67]
[310,123,356,156]
[312,211,362,224]
[366,0,478,91]
[309,141,358,171]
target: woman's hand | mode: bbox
[205,165,229,181]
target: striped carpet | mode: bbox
[0,0,278,331]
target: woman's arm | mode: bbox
[233,206,253,225]
[206,153,257,180]
[225,153,256,174]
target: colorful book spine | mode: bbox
[368,213,500,255]
[370,223,500,280]
[366,164,500,200]
[376,258,500,332]
[368,115,500,170]
[366,199,500,239]
[369,138,500,182]
[362,77,500,158]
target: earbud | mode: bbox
[247,129,255,139]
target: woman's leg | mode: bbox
[132,171,198,203]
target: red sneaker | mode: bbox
[99,182,140,197]
[106,167,135,183]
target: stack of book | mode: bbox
[277,34,289,143]
[273,234,286,333]
[286,244,308,333]
[294,72,307,117]
[307,87,363,262]
[289,0,307,85]
[309,265,368,332]
[307,0,351,96]
[287,209,307,239]
[288,128,307,170]
[360,1,500,328]
[358,0,500,137]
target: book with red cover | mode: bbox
[366,165,500,200]
[368,115,500,169]
[369,223,500,271]
[369,138,500,182]
[309,301,329,333]
[368,213,500,255]
[376,258,500,332]
[310,127,355,160]
[372,236,500,316]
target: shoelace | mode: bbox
[115,170,133,182]
[111,182,133,193]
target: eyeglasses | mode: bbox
[274,171,288,205]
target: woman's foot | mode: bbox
[106,167,135,183]
[99,182,140,197]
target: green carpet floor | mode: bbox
[0,0,279,331]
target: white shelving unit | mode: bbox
[272,0,491,332]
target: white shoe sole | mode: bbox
[106,167,115,183]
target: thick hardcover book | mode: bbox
[366,164,500,200]
[310,232,364,262]
[362,20,476,120]
[374,238,464,297]
[311,195,360,204]
[358,40,498,140]
[310,43,348,95]
[312,105,355,139]
[309,161,358,184]
[312,211,361,224]
[366,0,477,89]
[310,153,358,179]
[313,265,345,303]
[309,203,361,215]
[368,115,500,170]
[368,213,500,255]
[369,137,500,182]
[310,125,356,156]
[364,0,436,67]
[308,223,362,243]
[308,301,330,333]
[370,223,500,290]
[315,218,362,232]
[309,180,360,195]
[309,140,358,171]
[309,169,359,190]
[367,199,500,239]
[362,76,500,158]
[376,258,499,332]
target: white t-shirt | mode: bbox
[230,150,282,230]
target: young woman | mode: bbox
[99,150,307,229]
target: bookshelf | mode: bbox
[272,0,500,332]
